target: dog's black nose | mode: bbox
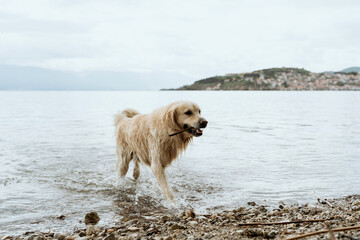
[199,119,208,128]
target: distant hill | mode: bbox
[171,67,360,91]
[0,65,194,90]
[322,66,360,74]
[340,67,360,73]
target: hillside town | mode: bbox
[176,68,360,90]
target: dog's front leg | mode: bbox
[150,159,174,201]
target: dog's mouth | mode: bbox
[183,125,203,137]
[188,127,203,137]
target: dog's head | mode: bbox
[167,101,208,137]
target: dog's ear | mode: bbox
[172,108,178,127]
[165,105,179,129]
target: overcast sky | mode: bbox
[0,0,359,79]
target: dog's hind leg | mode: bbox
[133,156,140,180]
[116,149,132,178]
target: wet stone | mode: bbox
[258,205,268,212]
[128,226,140,231]
[353,200,360,206]
[55,215,66,220]
[244,229,264,238]
[84,212,100,225]
[170,224,186,230]
[103,233,115,240]
[188,220,198,227]
[185,209,196,218]
[53,233,65,240]
[203,233,213,239]
[266,230,278,239]
[196,216,207,221]
[86,225,100,236]
[25,235,37,240]
[146,227,158,235]
[64,236,76,240]
[129,233,138,238]
[161,215,170,223]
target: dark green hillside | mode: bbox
[254,68,310,79]
[172,67,360,91]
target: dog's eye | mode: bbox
[184,110,192,116]
[199,110,201,114]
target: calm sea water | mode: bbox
[1,91,360,235]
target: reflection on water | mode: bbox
[0,91,360,235]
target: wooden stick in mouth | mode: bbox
[169,128,189,137]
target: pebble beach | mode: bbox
[2,195,360,240]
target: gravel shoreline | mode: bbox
[2,195,360,240]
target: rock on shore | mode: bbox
[3,195,360,240]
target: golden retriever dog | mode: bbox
[114,101,208,201]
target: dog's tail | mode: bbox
[114,109,140,126]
